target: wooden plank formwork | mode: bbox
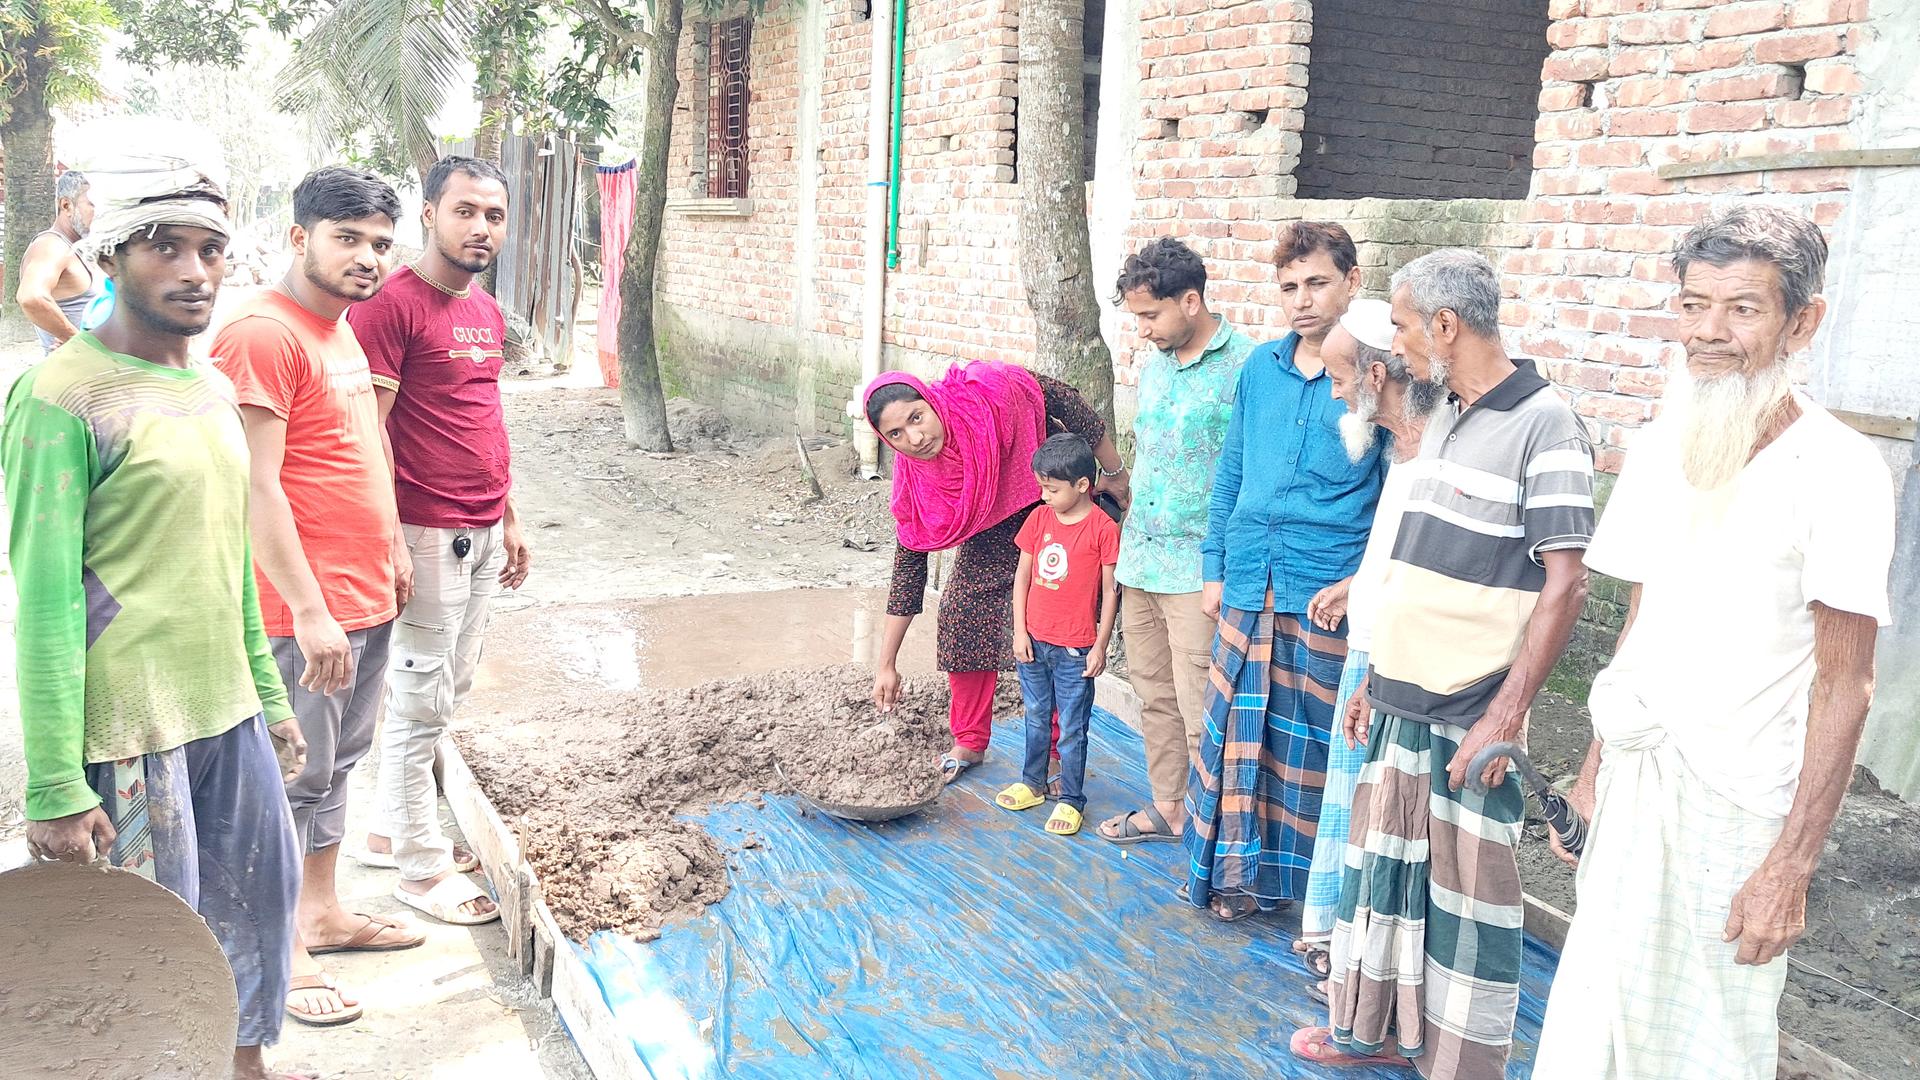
[441,739,648,1080]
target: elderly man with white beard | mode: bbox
[1292,298,1430,1000]
[1533,205,1892,1080]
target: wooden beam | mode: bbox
[1830,408,1917,443]
[1657,147,1920,180]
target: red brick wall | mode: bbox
[656,0,1036,434]
[653,0,1878,453]
[1504,0,1869,470]
[659,12,802,324]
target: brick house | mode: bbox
[650,0,1920,793]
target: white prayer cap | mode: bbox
[1339,298,1395,353]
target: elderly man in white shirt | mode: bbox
[1290,298,1431,1001]
[1534,204,1893,1080]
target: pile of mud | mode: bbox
[466,665,1014,941]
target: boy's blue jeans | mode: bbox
[1018,639,1094,811]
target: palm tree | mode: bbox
[273,0,476,182]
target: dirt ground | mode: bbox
[496,378,898,607]
[1521,693,1920,1078]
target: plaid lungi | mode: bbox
[1182,601,1346,912]
[1328,711,1525,1080]
[1533,738,1789,1079]
[1302,648,1369,941]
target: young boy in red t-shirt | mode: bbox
[995,434,1121,836]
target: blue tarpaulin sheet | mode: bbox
[572,707,1558,1078]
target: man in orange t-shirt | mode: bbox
[214,166,420,1030]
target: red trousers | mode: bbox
[949,670,1058,755]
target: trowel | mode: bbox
[1464,740,1587,858]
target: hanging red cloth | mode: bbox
[595,159,637,389]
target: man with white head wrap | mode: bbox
[1535,207,1891,1079]
[4,168,314,1080]
[1293,297,1429,999]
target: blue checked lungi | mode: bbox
[87,714,302,1048]
[1183,600,1346,912]
[1301,648,1369,941]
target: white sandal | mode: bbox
[351,845,479,873]
[392,875,500,926]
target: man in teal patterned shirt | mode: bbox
[1097,238,1253,844]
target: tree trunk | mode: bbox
[1,32,57,324]
[616,2,681,452]
[474,87,508,164]
[1015,0,1115,432]
[473,87,508,295]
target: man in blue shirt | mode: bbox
[1182,221,1387,923]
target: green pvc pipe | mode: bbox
[885,0,907,269]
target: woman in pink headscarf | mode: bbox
[865,362,1131,781]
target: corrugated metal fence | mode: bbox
[446,134,585,365]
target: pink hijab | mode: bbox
[865,362,1049,552]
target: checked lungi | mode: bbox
[1302,648,1370,942]
[1533,736,1789,1080]
[1328,711,1525,1080]
[1182,601,1346,912]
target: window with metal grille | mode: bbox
[706,18,751,200]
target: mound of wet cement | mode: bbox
[467,665,1016,941]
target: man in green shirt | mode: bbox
[3,175,311,1080]
[1098,238,1254,845]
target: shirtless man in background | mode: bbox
[16,169,100,353]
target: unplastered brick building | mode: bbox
[651,1,1920,789]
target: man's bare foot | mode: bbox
[234,1044,319,1079]
[301,910,423,952]
[397,869,496,920]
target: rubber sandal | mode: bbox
[285,973,361,1027]
[1209,894,1259,923]
[1307,979,1330,1006]
[352,845,480,873]
[1288,1027,1407,1067]
[1046,804,1083,836]
[1098,805,1180,845]
[1303,944,1332,981]
[393,876,500,926]
[995,782,1046,811]
[939,756,979,784]
[307,913,426,956]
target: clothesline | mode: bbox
[1787,955,1920,1026]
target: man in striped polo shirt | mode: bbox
[1307,249,1595,1078]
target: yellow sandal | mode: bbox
[1046,804,1083,836]
[995,782,1046,812]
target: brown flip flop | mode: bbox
[285,973,362,1027]
[307,913,426,956]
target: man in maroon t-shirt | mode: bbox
[347,156,529,925]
